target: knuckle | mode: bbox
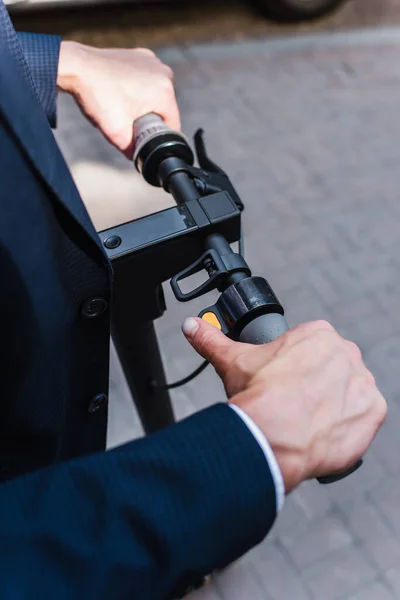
[159,76,174,94]
[364,368,377,388]
[107,124,126,145]
[345,340,363,362]
[378,396,388,422]
[164,65,174,80]
[370,392,388,428]
[136,47,156,57]
[351,369,377,393]
[299,320,335,337]
[313,319,335,332]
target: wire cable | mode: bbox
[151,359,209,390]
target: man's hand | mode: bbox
[182,318,387,494]
[57,41,180,159]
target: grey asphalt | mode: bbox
[55,27,400,600]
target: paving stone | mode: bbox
[215,561,272,600]
[55,27,400,600]
[385,566,400,598]
[369,482,400,540]
[292,480,334,522]
[347,579,396,600]
[340,500,400,571]
[325,450,386,506]
[280,511,354,571]
[303,545,377,600]
[251,543,313,600]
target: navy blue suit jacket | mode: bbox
[0,4,277,598]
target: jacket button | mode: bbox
[88,393,108,414]
[81,298,107,319]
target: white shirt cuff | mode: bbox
[229,403,285,513]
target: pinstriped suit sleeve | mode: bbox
[17,32,61,128]
[0,404,277,600]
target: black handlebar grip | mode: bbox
[239,313,363,485]
[316,459,364,484]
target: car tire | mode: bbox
[256,0,348,22]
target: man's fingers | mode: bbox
[157,92,181,132]
[182,317,245,378]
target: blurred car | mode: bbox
[5,0,349,22]
[258,0,349,21]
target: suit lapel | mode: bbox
[0,26,107,261]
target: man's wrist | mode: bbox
[57,40,85,94]
[228,404,285,513]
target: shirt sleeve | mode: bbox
[16,32,61,128]
[229,403,285,512]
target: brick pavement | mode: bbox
[55,28,400,600]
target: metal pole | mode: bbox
[112,319,175,435]
[111,274,175,436]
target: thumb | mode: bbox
[182,317,245,378]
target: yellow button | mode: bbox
[202,312,222,330]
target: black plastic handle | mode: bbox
[171,250,229,302]
[317,460,364,484]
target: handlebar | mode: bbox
[239,313,290,344]
[132,113,363,484]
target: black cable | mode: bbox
[151,359,209,390]
[153,230,244,391]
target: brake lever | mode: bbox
[193,129,244,211]
[194,129,222,173]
